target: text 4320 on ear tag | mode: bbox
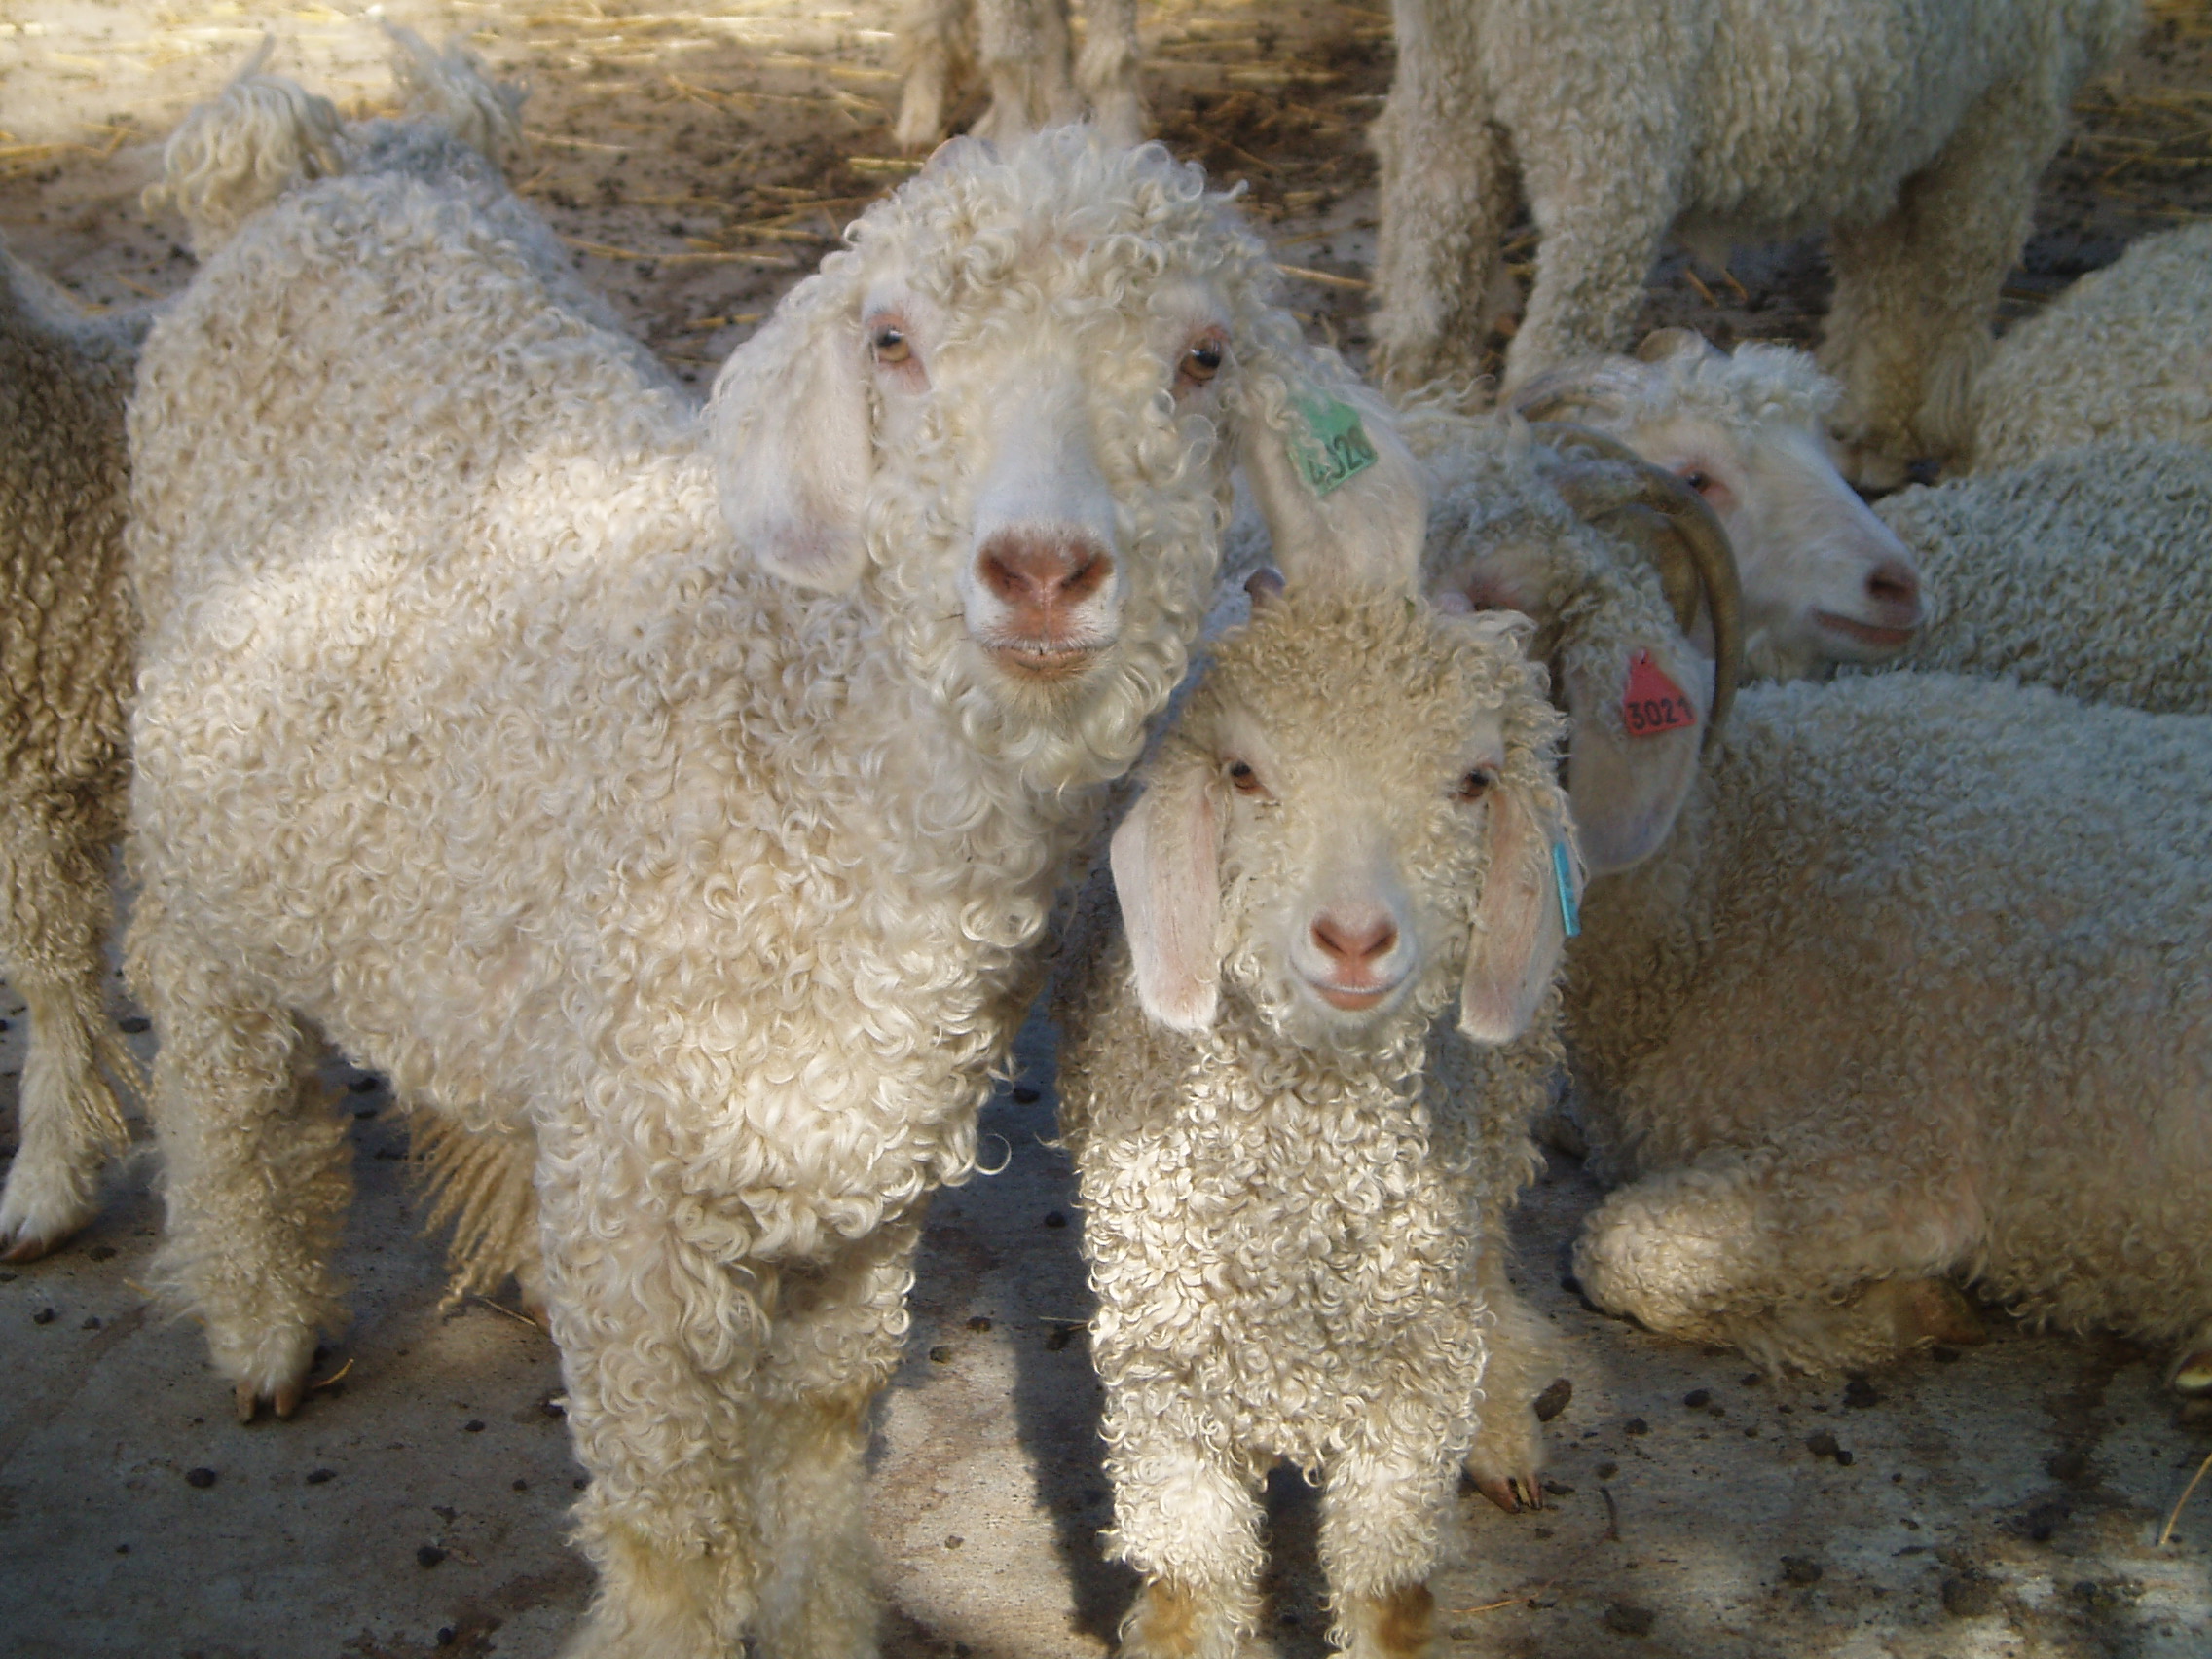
[1622,649,1698,737]
[1287,393,1379,497]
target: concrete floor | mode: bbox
[0,1001,2207,1659]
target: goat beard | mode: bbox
[872,525,1220,796]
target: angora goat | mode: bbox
[1520,331,2212,709]
[1971,221,2212,472]
[1419,422,2212,1399]
[124,106,1426,1659]
[1056,576,1578,1659]
[1371,0,2141,478]
[0,242,151,1261]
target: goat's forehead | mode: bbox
[1197,633,1515,774]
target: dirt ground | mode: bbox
[1,2,2210,1656]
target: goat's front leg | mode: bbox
[1318,1381,1473,1659]
[1101,1408,1265,1659]
[747,1217,925,1659]
[1571,1140,1988,1376]
[542,1127,918,1659]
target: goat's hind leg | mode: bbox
[134,922,347,1421]
[0,813,132,1261]
[1571,1143,1984,1376]
[894,0,971,150]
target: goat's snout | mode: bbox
[975,530,1117,679]
[1305,903,1405,1011]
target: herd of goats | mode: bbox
[1,3,2207,1655]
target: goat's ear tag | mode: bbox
[1622,649,1698,738]
[1287,392,1378,497]
[1551,839,1581,939]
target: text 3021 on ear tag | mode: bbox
[1287,393,1379,497]
[1622,649,1698,737]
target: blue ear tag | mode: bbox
[1287,392,1379,497]
[1551,839,1581,939]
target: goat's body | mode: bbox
[1568,672,2212,1378]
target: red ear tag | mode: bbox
[1621,650,1699,737]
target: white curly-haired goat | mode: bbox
[1054,571,1579,1659]
[1371,0,2142,479]
[1419,420,2212,1400]
[124,87,1426,1656]
[1517,331,2212,709]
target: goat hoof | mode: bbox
[1899,1278,1987,1347]
[522,1298,552,1334]
[2173,1353,2212,1397]
[236,1377,308,1423]
[1471,1474,1526,1515]
[1,1229,57,1264]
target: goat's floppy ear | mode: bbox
[1461,784,1574,1044]
[1110,759,1222,1032]
[1235,356,1426,594]
[708,263,872,593]
[1561,635,1708,875]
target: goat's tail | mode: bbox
[140,36,343,256]
[382,23,529,175]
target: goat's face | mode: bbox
[1625,410,1921,676]
[710,130,1427,790]
[1110,587,1573,1050]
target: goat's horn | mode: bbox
[1528,422,1742,743]
[1508,363,1607,424]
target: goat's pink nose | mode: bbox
[1310,909,1398,969]
[978,533,1112,619]
[1867,560,1922,621]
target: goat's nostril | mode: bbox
[978,535,1114,609]
[1867,561,1921,608]
[1310,913,1398,966]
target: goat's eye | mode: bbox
[1680,468,1714,496]
[1456,768,1493,802]
[1227,758,1263,794]
[871,325,911,365]
[1180,335,1225,387]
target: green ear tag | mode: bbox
[1287,392,1379,497]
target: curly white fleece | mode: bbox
[1872,441,2212,714]
[125,120,1402,1658]
[1972,222,2212,471]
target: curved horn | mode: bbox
[1507,362,1607,424]
[1528,422,1742,742]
